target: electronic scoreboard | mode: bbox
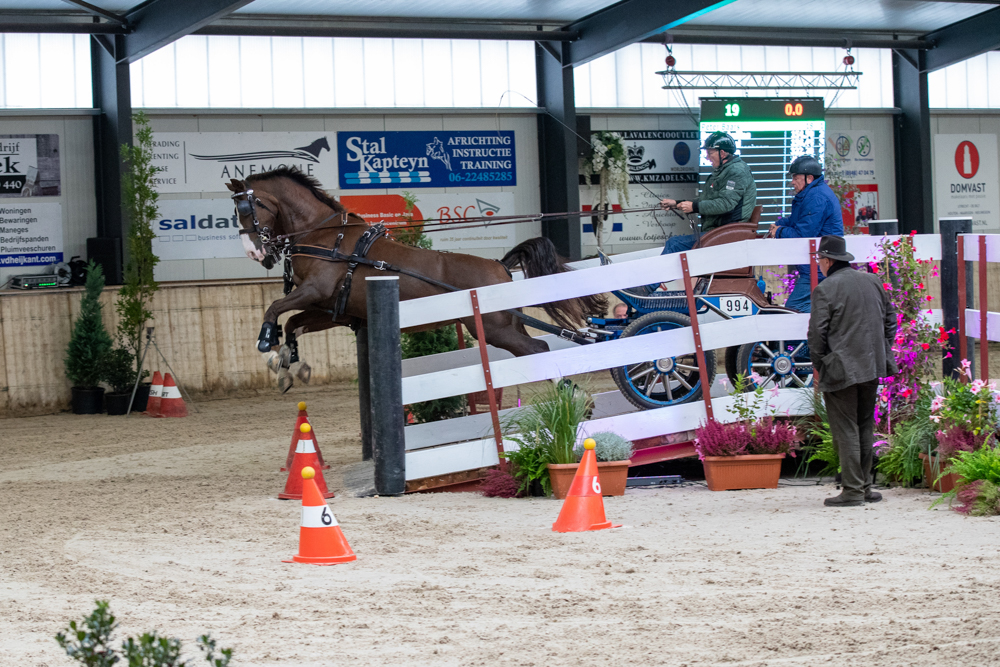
[699,97,825,226]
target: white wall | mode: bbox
[146,110,542,281]
[0,112,96,285]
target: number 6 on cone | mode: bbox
[552,439,621,533]
[284,466,356,565]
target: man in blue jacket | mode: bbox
[766,156,845,313]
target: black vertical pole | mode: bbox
[892,49,933,235]
[941,217,972,378]
[868,220,899,237]
[366,277,405,496]
[356,325,373,461]
[535,40,582,260]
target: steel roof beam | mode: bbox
[60,0,128,25]
[120,0,254,63]
[0,22,124,33]
[194,24,578,41]
[561,0,735,67]
[648,32,931,50]
[922,6,1000,71]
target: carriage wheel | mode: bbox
[734,340,813,390]
[724,346,740,385]
[611,311,716,411]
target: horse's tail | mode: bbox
[501,237,608,331]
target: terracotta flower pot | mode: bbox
[919,452,961,493]
[702,453,785,491]
[547,463,578,499]
[548,460,632,498]
[597,460,631,496]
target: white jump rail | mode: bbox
[400,235,942,483]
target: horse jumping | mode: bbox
[226,168,606,392]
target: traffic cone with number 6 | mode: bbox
[552,438,620,533]
[283,466,356,565]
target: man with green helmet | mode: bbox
[659,131,758,254]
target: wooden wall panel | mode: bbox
[1,293,74,414]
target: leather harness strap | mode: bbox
[288,223,593,345]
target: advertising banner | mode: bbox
[0,134,60,197]
[337,131,516,189]
[614,130,700,184]
[0,202,63,267]
[934,134,1000,232]
[580,184,698,249]
[149,133,337,194]
[341,192,516,249]
[828,130,876,183]
[152,199,245,260]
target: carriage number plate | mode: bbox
[719,297,754,316]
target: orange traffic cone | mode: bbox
[156,373,188,418]
[279,423,334,500]
[281,402,329,471]
[552,438,619,533]
[283,466,356,565]
[145,371,163,416]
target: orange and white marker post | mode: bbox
[283,466,356,565]
[145,371,163,417]
[279,423,334,500]
[552,438,620,533]
[156,373,188,418]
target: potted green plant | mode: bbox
[502,380,592,499]
[102,347,137,415]
[921,364,998,492]
[116,110,162,411]
[575,431,633,496]
[65,261,114,414]
[694,374,798,491]
[931,442,1000,516]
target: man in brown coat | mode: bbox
[808,236,897,507]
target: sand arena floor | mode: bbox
[2,382,1000,667]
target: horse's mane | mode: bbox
[246,167,345,212]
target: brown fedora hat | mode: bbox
[815,235,855,262]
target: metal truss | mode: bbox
[658,70,862,90]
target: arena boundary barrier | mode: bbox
[363,233,943,493]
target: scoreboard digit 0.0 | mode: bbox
[699,97,825,227]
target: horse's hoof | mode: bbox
[264,350,281,374]
[277,368,294,394]
[277,344,292,369]
[295,362,312,385]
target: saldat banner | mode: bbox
[934,134,1000,232]
[341,192,515,249]
[149,133,337,194]
[151,199,245,260]
[0,202,63,267]
[337,131,516,189]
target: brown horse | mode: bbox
[225,168,605,391]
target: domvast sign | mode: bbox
[934,134,999,232]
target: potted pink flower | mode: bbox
[695,373,799,491]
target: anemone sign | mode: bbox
[935,135,999,232]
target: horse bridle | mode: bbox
[231,188,278,245]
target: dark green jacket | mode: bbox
[694,156,757,231]
[808,264,898,393]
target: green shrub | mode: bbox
[101,347,136,394]
[56,600,233,666]
[65,262,113,388]
[876,393,935,487]
[401,325,474,423]
[578,431,633,462]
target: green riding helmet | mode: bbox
[703,131,737,155]
[788,155,823,177]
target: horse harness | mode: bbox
[287,222,593,345]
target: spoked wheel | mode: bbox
[734,339,813,389]
[611,311,716,410]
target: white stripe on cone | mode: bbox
[148,385,162,398]
[301,504,339,528]
[161,385,181,399]
[296,437,316,454]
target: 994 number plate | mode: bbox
[718,297,754,316]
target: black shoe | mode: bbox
[824,494,864,507]
[865,491,882,503]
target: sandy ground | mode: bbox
[3,382,1000,667]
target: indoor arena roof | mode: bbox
[2,0,999,70]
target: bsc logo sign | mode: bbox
[955,140,980,179]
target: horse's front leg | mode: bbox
[257,282,329,352]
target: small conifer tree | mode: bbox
[65,261,113,388]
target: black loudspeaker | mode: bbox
[87,237,123,285]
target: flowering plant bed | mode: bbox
[694,374,798,491]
